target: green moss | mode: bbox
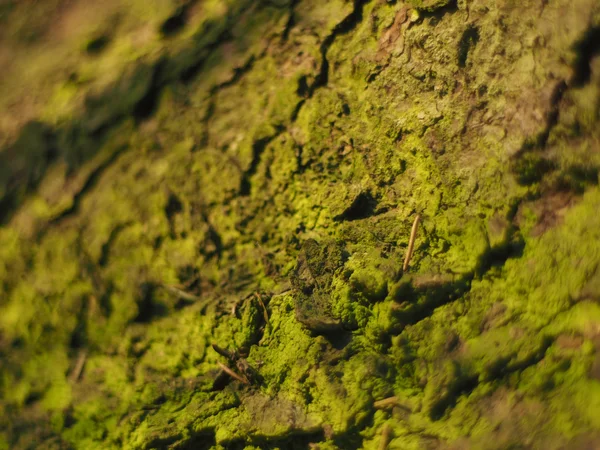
[2,0,600,447]
[406,0,452,12]
[0,435,9,450]
[346,248,392,302]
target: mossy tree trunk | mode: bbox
[1,0,600,449]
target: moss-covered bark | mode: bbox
[1,0,600,448]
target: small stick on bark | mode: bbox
[255,293,269,322]
[379,424,392,450]
[69,349,88,383]
[374,396,398,410]
[231,300,240,317]
[403,214,421,272]
[161,283,201,303]
[217,362,250,385]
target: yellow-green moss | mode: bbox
[1,0,600,448]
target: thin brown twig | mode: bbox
[161,283,202,303]
[69,349,88,383]
[231,300,240,317]
[217,362,250,385]
[403,214,421,272]
[374,396,398,410]
[255,293,269,322]
[379,424,392,450]
[273,288,292,297]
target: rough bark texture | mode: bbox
[1,0,600,448]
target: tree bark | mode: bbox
[1,0,600,448]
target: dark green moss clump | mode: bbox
[291,239,347,333]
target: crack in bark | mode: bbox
[570,25,600,88]
[201,52,265,147]
[281,0,300,42]
[288,0,371,124]
[429,335,553,420]
[49,144,128,225]
[313,0,370,93]
[512,23,600,162]
[239,126,285,196]
[98,222,133,267]
[178,27,234,83]
[537,79,568,150]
